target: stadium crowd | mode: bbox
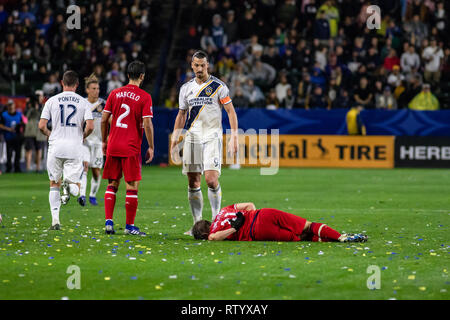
[167,0,449,111]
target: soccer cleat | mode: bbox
[89,196,98,206]
[61,181,70,205]
[105,220,115,235]
[78,196,86,207]
[124,225,146,236]
[49,224,60,230]
[339,233,368,243]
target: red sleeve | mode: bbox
[104,92,114,113]
[142,94,153,118]
[210,215,232,234]
[219,204,237,215]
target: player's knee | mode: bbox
[204,176,218,189]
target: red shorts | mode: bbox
[252,209,307,242]
[102,154,142,182]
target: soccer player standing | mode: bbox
[78,74,106,206]
[38,70,94,230]
[101,61,154,236]
[170,50,238,235]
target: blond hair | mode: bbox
[84,73,99,89]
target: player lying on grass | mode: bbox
[191,203,368,242]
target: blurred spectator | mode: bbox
[404,14,428,45]
[0,100,24,173]
[281,87,295,109]
[243,79,265,108]
[24,91,46,172]
[333,88,351,108]
[223,10,238,44]
[422,39,444,89]
[33,36,51,65]
[346,105,366,135]
[266,89,280,110]
[354,77,373,109]
[387,65,405,87]
[211,14,227,50]
[275,74,292,104]
[200,28,217,53]
[383,49,401,71]
[251,59,276,92]
[296,73,313,108]
[42,73,62,97]
[400,45,421,73]
[306,86,329,109]
[314,10,330,42]
[318,0,340,38]
[231,87,250,108]
[164,87,179,109]
[409,83,439,110]
[376,86,398,110]
[107,71,123,94]
[1,33,21,61]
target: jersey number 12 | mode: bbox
[59,104,77,127]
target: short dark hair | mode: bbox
[127,60,146,80]
[62,70,79,87]
[192,50,208,61]
[192,220,211,240]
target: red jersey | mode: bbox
[209,204,259,241]
[104,84,153,157]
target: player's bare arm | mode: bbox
[208,228,237,241]
[83,119,94,139]
[38,118,51,137]
[224,101,238,155]
[170,108,188,153]
[101,111,111,155]
[235,202,256,211]
[143,117,154,163]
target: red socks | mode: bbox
[125,190,138,225]
[104,185,117,220]
[310,222,341,242]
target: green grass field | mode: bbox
[0,166,448,300]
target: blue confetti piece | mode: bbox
[130,276,137,280]
[138,251,143,254]
[284,268,291,271]
[305,257,309,260]
[49,257,54,259]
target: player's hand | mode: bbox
[102,142,107,156]
[229,212,245,231]
[145,147,154,164]
[227,134,238,155]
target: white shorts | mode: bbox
[81,144,104,168]
[182,138,222,175]
[47,153,83,184]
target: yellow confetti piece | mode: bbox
[386,252,392,255]
[260,265,265,268]
[444,269,448,273]
[48,263,52,266]
[393,286,401,290]
[235,291,241,295]
[430,252,436,256]
[53,238,60,242]
[66,244,72,247]
[214,259,219,263]
[210,252,215,255]
[104,277,110,281]
[2,280,10,283]
[419,286,426,291]
[348,268,353,272]
[408,275,415,280]
[393,280,397,283]
[155,285,162,290]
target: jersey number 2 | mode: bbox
[116,104,130,128]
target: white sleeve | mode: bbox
[40,100,51,120]
[218,83,232,105]
[84,101,94,120]
[179,85,189,110]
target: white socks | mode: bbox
[79,171,87,197]
[188,187,203,223]
[49,187,61,225]
[208,184,222,221]
[89,177,101,198]
[69,183,79,197]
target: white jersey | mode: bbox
[84,97,105,146]
[41,91,93,159]
[179,75,232,143]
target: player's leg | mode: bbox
[203,138,223,221]
[183,140,204,234]
[35,141,43,172]
[88,146,103,205]
[102,155,122,234]
[47,153,64,229]
[253,209,307,241]
[77,161,89,206]
[24,138,33,172]
[122,155,145,236]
